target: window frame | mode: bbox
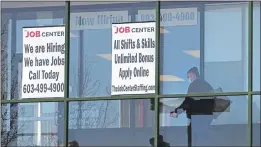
[1,2,259,147]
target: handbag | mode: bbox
[214,96,231,112]
[212,87,231,119]
[150,98,163,113]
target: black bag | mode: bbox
[212,87,231,119]
[150,98,163,113]
[214,96,231,112]
[149,135,170,147]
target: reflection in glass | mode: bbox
[69,2,156,98]
[1,2,65,100]
[253,95,260,146]
[204,2,248,93]
[68,99,155,146]
[159,95,257,146]
[1,102,63,146]
[253,3,260,91]
[160,2,249,95]
[159,2,201,95]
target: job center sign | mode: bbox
[22,26,65,98]
[111,22,156,95]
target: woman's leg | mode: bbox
[191,115,213,146]
[187,123,192,147]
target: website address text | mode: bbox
[112,84,155,93]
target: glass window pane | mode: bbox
[253,95,260,146]
[159,1,201,94]
[160,95,251,146]
[160,2,249,95]
[253,2,260,91]
[1,102,64,146]
[205,2,248,93]
[69,2,156,98]
[1,2,65,100]
[68,99,155,146]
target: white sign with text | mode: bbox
[111,22,156,95]
[22,26,65,98]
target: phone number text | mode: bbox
[23,83,64,94]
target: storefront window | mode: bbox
[1,2,65,100]
[1,102,63,146]
[253,95,261,146]
[68,99,155,146]
[159,1,201,94]
[204,2,248,93]
[252,3,261,146]
[160,95,251,146]
[67,2,156,146]
[160,2,249,95]
[0,1,260,147]
[253,3,260,91]
[69,2,156,98]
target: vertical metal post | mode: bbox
[154,1,160,147]
[247,1,253,147]
[0,23,1,147]
[0,4,2,102]
[64,1,70,147]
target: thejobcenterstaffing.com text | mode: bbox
[111,84,155,93]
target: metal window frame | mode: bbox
[247,2,254,147]
[1,1,259,147]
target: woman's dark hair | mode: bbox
[187,67,199,77]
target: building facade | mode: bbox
[1,1,260,147]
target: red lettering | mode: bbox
[119,27,124,33]
[36,31,40,37]
[114,26,131,34]
[25,30,41,38]
[125,27,130,33]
